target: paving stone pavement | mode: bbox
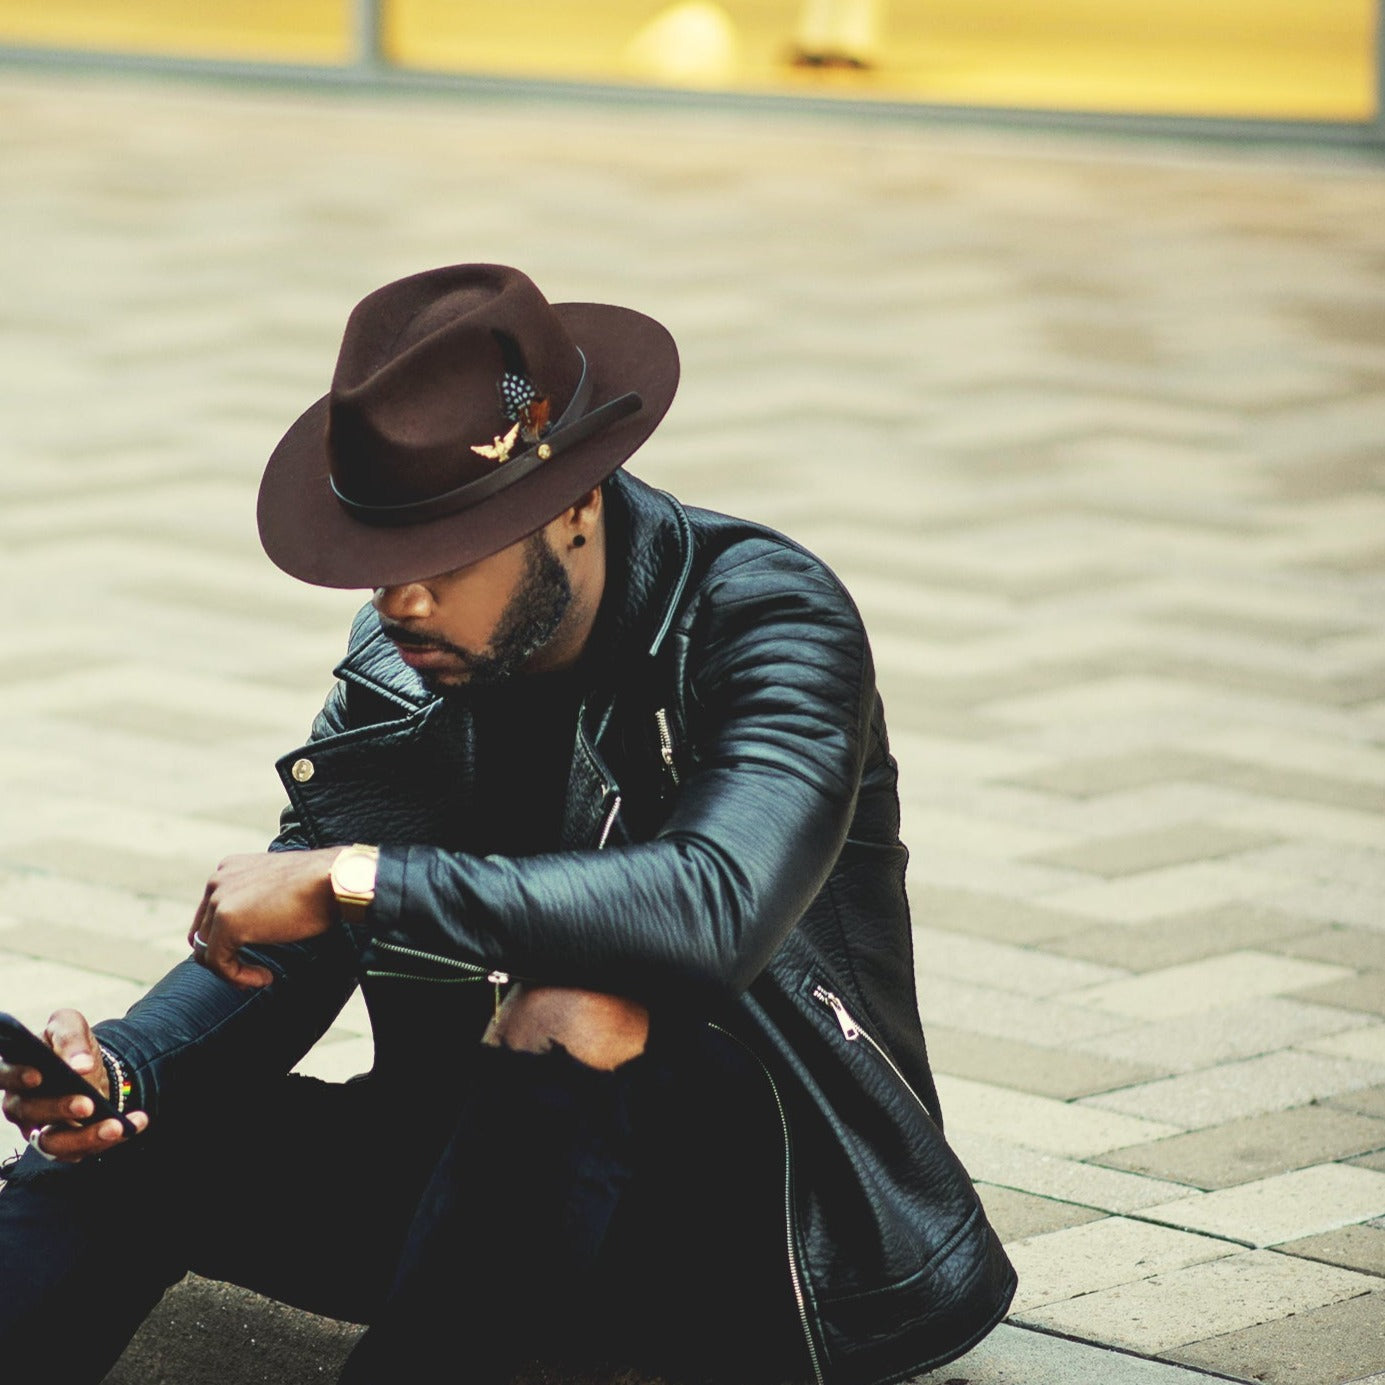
[1,68,1383,1385]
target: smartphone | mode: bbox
[0,1012,137,1138]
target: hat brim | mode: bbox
[257,302,679,589]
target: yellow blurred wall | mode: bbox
[0,0,352,64]
[0,0,1376,121]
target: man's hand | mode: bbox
[189,849,340,989]
[0,1009,149,1162]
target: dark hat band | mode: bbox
[328,348,640,528]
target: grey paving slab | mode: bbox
[1279,1224,1385,1278]
[926,1025,1161,1099]
[1001,750,1227,799]
[1295,973,1385,1018]
[975,1184,1107,1243]
[1164,1290,1385,1384]
[908,885,1097,946]
[1027,823,1282,879]
[1043,903,1320,974]
[1093,1106,1385,1190]
[909,1324,1236,1383]
[1337,1089,1385,1121]
[1271,928,1385,973]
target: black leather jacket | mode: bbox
[97,471,1014,1385]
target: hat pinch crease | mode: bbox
[330,391,643,528]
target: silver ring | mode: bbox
[28,1125,56,1161]
[191,933,209,952]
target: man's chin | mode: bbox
[420,669,472,694]
[422,665,513,694]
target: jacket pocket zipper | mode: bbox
[812,985,934,1120]
[371,940,490,973]
[597,792,623,849]
[710,1023,826,1385]
[653,707,680,788]
[367,941,510,1009]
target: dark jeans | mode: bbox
[0,1023,809,1384]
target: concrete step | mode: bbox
[102,1276,1237,1384]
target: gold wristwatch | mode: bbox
[330,843,379,924]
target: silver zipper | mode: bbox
[374,940,490,973]
[370,943,512,1004]
[364,969,491,983]
[812,985,934,1119]
[709,1024,826,1385]
[597,793,622,849]
[653,707,681,787]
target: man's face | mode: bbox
[373,529,573,692]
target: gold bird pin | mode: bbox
[470,422,520,463]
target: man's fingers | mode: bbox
[30,1114,145,1164]
[202,929,273,989]
[0,1061,42,1093]
[44,1008,104,1093]
[4,1089,98,1127]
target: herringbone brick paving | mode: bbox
[1,70,1382,1384]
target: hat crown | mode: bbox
[327,264,583,508]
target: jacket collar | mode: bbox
[331,469,694,709]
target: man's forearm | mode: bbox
[95,932,357,1118]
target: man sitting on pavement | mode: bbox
[0,263,1014,1384]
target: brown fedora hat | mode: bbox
[257,264,679,588]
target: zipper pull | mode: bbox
[654,708,681,788]
[813,985,861,1041]
[488,970,510,1020]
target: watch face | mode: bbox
[335,854,376,895]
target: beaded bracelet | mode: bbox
[98,1043,131,1114]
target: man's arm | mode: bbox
[191,548,870,1008]
[359,547,871,1004]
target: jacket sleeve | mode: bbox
[92,678,358,1117]
[360,548,872,1004]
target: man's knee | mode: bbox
[482,984,649,1071]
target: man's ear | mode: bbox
[559,486,603,544]
[572,486,603,527]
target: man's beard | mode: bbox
[410,533,573,692]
